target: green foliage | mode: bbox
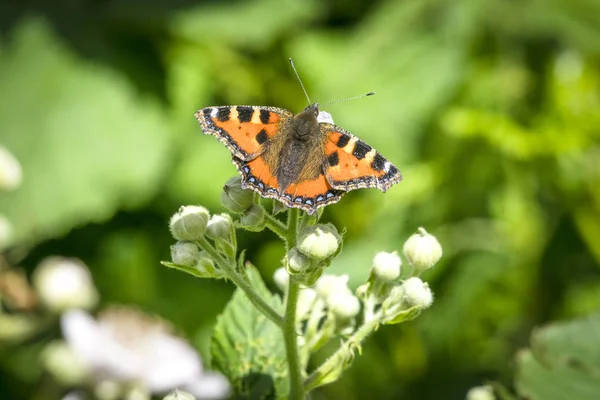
[211,265,287,398]
[0,19,171,246]
[516,313,600,400]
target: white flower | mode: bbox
[33,257,98,312]
[60,308,230,399]
[372,251,402,281]
[0,145,22,191]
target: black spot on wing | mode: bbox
[327,152,339,167]
[237,106,253,123]
[336,134,350,148]
[216,108,230,122]
[259,109,270,124]
[352,141,371,160]
[388,165,399,175]
[371,153,386,171]
[256,129,268,144]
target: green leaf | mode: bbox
[211,264,288,398]
[515,313,600,400]
[0,18,171,246]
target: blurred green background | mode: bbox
[1,0,600,398]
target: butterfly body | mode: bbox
[195,103,401,214]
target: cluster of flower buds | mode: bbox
[358,227,443,325]
[221,176,265,231]
[167,205,237,279]
[275,268,361,361]
[284,224,342,285]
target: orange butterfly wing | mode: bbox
[195,105,293,160]
[321,124,402,192]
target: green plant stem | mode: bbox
[283,208,305,400]
[286,208,299,249]
[284,275,304,400]
[304,313,382,391]
[197,236,284,327]
[263,212,288,239]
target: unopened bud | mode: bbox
[297,224,341,261]
[297,288,318,320]
[315,274,351,302]
[33,257,98,312]
[273,267,289,292]
[169,206,209,241]
[170,241,200,266]
[466,385,495,400]
[372,251,401,281]
[328,292,361,320]
[402,277,434,309]
[196,251,218,276]
[239,204,265,231]
[286,248,311,273]
[42,341,88,385]
[403,227,442,274]
[206,214,232,241]
[221,176,254,213]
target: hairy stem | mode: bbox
[263,212,288,240]
[304,313,381,391]
[283,208,305,399]
[197,236,284,327]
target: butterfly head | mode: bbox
[293,103,321,140]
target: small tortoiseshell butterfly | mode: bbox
[195,62,402,215]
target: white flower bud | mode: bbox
[328,292,361,320]
[297,288,318,319]
[220,176,254,213]
[42,340,89,385]
[273,267,289,292]
[170,241,200,266]
[297,224,341,261]
[286,248,310,273]
[0,145,22,191]
[315,274,351,302]
[196,251,218,276]
[33,257,98,312]
[205,214,232,241]
[372,251,401,281]
[401,277,434,309]
[466,385,495,400]
[169,206,209,241]
[403,227,442,274]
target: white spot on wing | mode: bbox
[211,108,218,117]
[317,111,334,124]
[384,161,391,173]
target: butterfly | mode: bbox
[195,101,402,215]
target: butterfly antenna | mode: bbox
[289,58,312,105]
[322,91,376,107]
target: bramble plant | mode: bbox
[162,177,443,399]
